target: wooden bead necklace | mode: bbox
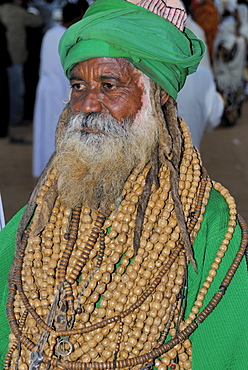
[5,122,248,370]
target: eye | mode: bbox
[102,82,116,90]
[71,82,86,91]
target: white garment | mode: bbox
[176,16,223,149]
[213,15,246,92]
[237,4,248,41]
[0,193,5,230]
[177,65,224,149]
[33,25,69,178]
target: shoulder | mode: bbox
[0,206,26,262]
[192,185,243,284]
[0,207,26,368]
[43,25,66,44]
[189,186,248,369]
[201,185,233,233]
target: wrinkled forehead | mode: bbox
[71,57,142,79]
[70,57,152,100]
[69,57,154,121]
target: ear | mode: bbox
[160,90,169,106]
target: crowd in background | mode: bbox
[0,0,89,140]
[0,0,248,174]
[179,0,248,141]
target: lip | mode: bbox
[82,128,101,134]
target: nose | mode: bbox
[78,88,103,114]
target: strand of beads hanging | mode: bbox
[11,176,247,370]
[6,121,242,370]
[5,121,205,370]
[57,206,106,315]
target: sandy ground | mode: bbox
[0,101,248,225]
[201,100,248,222]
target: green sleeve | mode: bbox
[187,188,248,369]
[1,190,248,369]
[0,207,26,368]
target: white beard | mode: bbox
[53,76,160,215]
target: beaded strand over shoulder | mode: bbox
[5,121,248,370]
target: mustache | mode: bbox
[68,112,134,137]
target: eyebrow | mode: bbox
[70,74,85,81]
[99,75,122,82]
[69,74,123,83]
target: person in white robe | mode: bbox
[177,65,224,149]
[33,24,69,177]
[212,1,246,126]
[33,2,86,177]
[177,3,224,149]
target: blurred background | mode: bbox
[0,0,248,224]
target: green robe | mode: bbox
[0,188,248,369]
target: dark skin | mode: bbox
[70,57,169,128]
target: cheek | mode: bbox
[132,89,143,112]
[111,98,142,122]
[127,86,143,118]
[70,93,81,114]
[103,93,137,121]
[118,86,143,118]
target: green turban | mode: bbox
[58,0,206,99]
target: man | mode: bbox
[177,65,224,149]
[192,0,220,64]
[0,0,42,127]
[213,1,246,126]
[33,1,88,178]
[0,0,248,369]
[177,0,224,149]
